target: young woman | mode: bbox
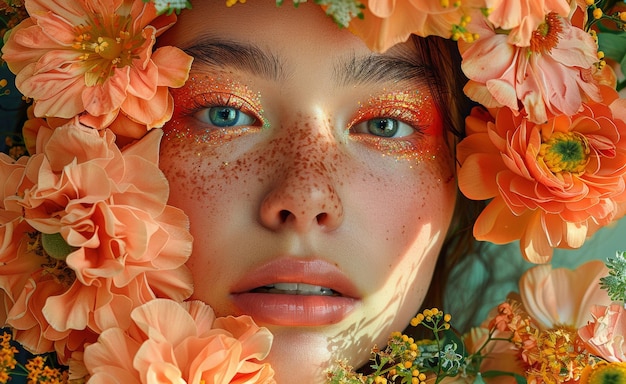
[156,1,469,381]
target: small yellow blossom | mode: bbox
[593,8,603,19]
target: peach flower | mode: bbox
[519,261,611,329]
[0,121,193,361]
[457,87,626,263]
[459,11,601,124]
[347,0,486,53]
[0,0,193,138]
[579,304,626,363]
[484,0,571,46]
[75,299,275,384]
[473,262,610,383]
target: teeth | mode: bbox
[260,283,337,296]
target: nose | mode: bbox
[258,130,344,233]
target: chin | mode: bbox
[263,327,361,384]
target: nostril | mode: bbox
[315,212,327,225]
[279,210,291,223]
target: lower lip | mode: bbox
[231,293,357,326]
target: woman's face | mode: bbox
[159,1,457,381]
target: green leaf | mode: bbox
[598,32,626,63]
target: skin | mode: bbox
[158,1,457,382]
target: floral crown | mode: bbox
[0,0,625,382]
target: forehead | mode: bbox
[160,2,430,91]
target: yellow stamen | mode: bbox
[583,362,626,384]
[539,131,590,175]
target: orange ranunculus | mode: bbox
[579,304,626,363]
[0,0,193,138]
[347,0,486,53]
[484,0,570,46]
[74,299,275,384]
[0,121,193,362]
[459,11,600,124]
[457,87,626,263]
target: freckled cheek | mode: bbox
[345,150,456,275]
[159,138,247,218]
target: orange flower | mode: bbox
[75,299,275,383]
[459,11,601,124]
[1,0,193,138]
[0,121,193,361]
[347,0,486,53]
[457,87,626,263]
[485,0,571,46]
[579,304,626,363]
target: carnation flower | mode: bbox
[485,0,571,46]
[457,87,626,263]
[0,0,193,138]
[72,299,275,384]
[459,11,601,124]
[347,0,486,53]
[0,121,193,361]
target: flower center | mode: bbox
[27,232,76,287]
[539,131,590,175]
[586,362,626,384]
[72,15,145,86]
[530,13,563,53]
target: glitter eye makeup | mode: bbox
[164,73,265,143]
[348,89,444,161]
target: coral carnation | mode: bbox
[0,121,193,361]
[74,299,275,384]
[484,0,570,46]
[460,11,601,124]
[457,87,626,262]
[0,0,193,138]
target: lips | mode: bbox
[230,258,360,326]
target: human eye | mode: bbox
[348,90,439,141]
[189,93,260,128]
[351,117,417,138]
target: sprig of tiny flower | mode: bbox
[599,251,626,302]
[0,331,68,384]
[327,308,478,384]
[587,0,626,92]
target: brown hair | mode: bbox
[408,35,485,332]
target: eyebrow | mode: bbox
[184,39,430,86]
[184,40,286,82]
[334,52,430,86]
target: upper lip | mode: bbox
[230,257,361,299]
